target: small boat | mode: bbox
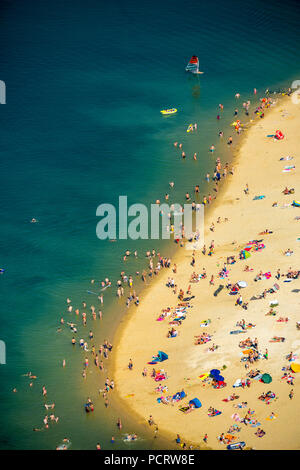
[185,56,204,74]
[186,124,194,133]
[160,108,177,115]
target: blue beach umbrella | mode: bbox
[210,369,220,378]
[216,375,225,382]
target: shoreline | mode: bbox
[112,90,300,449]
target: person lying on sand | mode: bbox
[255,428,266,437]
[244,265,253,272]
[194,333,212,345]
[227,425,241,433]
[286,270,300,279]
[208,407,221,416]
[282,187,294,194]
[265,307,277,316]
[239,337,257,349]
[208,343,219,351]
[247,369,260,378]
[258,391,276,401]
[234,401,248,409]
[223,394,239,402]
[270,336,285,342]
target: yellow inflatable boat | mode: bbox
[160,108,177,115]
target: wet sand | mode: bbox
[113,91,300,449]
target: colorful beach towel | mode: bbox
[208,410,222,417]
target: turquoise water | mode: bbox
[1,0,300,450]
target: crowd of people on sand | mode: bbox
[24,86,296,449]
[121,88,298,449]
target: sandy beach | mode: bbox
[113,91,300,450]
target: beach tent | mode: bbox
[157,351,168,362]
[189,398,202,408]
[291,363,300,373]
[173,390,186,400]
[149,351,168,364]
[261,373,272,384]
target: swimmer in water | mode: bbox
[117,417,122,430]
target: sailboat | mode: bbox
[185,56,204,74]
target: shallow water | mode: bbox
[0,0,300,449]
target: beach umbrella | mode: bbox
[210,369,220,378]
[261,373,272,384]
[242,349,253,355]
[216,375,225,382]
[237,281,247,288]
[291,363,300,373]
